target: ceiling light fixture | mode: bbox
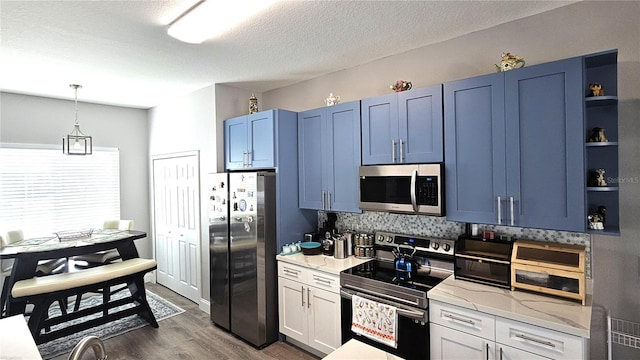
[62,84,92,155]
[167,0,280,44]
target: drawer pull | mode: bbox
[515,333,556,348]
[313,276,332,285]
[444,313,475,326]
[283,268,300,276]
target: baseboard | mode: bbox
[199,298,210,314]
[284,336,328,358]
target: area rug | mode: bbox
[36,289,185,359]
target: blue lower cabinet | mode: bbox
[298,101,362,213]
[445,57,585,232]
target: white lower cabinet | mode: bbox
[278,262,341,355]
[430,300,586,360]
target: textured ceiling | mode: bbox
[0,0,578,109]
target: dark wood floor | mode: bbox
[50,283,319,360]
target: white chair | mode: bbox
[72,220,134,268]
[71,220,134,312]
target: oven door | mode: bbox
[340,287,429,360]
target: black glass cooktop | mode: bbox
[343,259,442,294]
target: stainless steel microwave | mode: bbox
[358,163,444,216]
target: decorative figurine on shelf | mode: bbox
[249,94,258,114]
[588,127,608,142]
[588,83,605,97]
[495,52,525,72]
[596,205,607,227]
[589,168,608,187]
[588,213,604,230]
[390,80,412,92]
[324,93,341,106]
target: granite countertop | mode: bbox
[276,252,371,275]
[428,276,592,338]
[323,339,403,360]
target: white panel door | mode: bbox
[431,323,494,360]
[278,277,307,343]
[153,152,200,303]
[307,286,341,354]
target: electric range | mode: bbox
[339,231,456,360]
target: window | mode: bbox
[0,145,120,237]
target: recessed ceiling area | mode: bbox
[0,1,579,109]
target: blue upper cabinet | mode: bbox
[298,101,362,213]
[445,57,585,232]
[398,85,444,163]
[224,109,294,170]
[504,57,584,232]
[444,73,506,225]
[361,93,398,164]
[362,85,443,165]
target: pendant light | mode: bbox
[62,84,92,155]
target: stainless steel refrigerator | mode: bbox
[208,171,278,348]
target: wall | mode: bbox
[0,92,151,256]
[261,2,640,358]
[148,85,216,308]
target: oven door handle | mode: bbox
[340,289,426,322]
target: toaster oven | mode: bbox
[454,235,514,289]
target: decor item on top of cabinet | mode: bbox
[587,82,605,97]
[324,93,340,106]
[588,168,607,187]
[390,80,412,92]
[495,52,525,72]
[587,127,608,142]
[249,94,258,114]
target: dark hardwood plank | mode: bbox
[49,283,319,360]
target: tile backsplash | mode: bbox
[318,211,592,277]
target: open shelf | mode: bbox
[584,49,619,235]
[586,186,619,192]
[586,141,618,147]
[585,96,618,106]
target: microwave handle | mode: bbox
[410,169,418,213]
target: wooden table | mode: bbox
[0,230,147,316]
[0,315,43,359]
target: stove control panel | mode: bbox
[375,231,455,257]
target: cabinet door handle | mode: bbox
[391,139,397,163]
[399,139,404,163]
[499,346,503,360]
[510,196,515,226]
[242,152,247,167]
[485,343,489,360]
[497,196,502,225]
[444,313,475,326]
[313,276,332,285]
[328,192,332,210]
[321,191,326,210]
[307,287,311,308]
[301,286,305,307]
[514,333,555,348]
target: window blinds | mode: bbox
[0,145,120,238]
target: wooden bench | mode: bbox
[10,258,158,344]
